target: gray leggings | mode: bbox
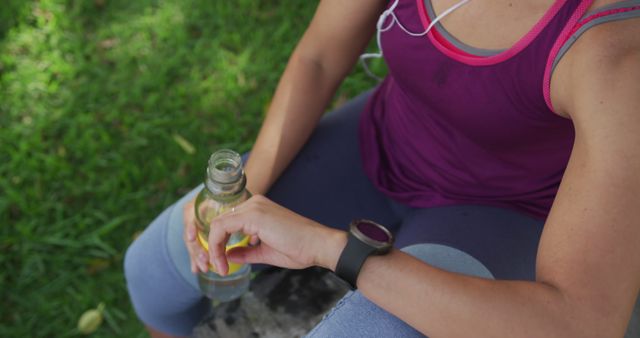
[124,91,544,336]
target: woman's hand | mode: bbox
[207,195,347,276]
[182,197,210,273]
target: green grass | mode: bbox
[0,0,384,337]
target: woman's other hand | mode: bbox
[207,195,347,275]
[182,197,210,273]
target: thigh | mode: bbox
[266,90,401,231]
[305,244,493,338]
[395,205,544,280]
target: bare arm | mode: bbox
[244,0,387,195]
[183,0,386,273]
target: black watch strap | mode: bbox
[335,232,377,289]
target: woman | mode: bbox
[124,0,640,337]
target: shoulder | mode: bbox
[551,8,640,119]
[572,13,640,67]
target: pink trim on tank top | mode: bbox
[544,4,640,111]
[582,5,640,22]
[416,0,568,65]
[542,1,640,112]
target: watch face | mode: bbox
[351,220,393,250]
[355,221,391,243]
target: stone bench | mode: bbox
[193,267,349,338]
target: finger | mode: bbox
[196,250,208,272]
[191,234,209,273]
[209,209,257,275]
[184,226,210,273]
[183,230,198,273]
[183,200,200,272]
[226,245,268,265]
[182,199,196,229]
[249,235,260,246]
[227,244,300,269]
[185,246,203,273]
[185,219,197,242]
[183,237,207,273]
[213,209,259,237]
[209,228,231,276]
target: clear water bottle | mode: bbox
[194,149,251,302]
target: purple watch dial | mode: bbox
[355,221,390,243]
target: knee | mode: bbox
[123,222,173,296]
[123,218,168,305]
[123,206,174,295]
[122,231,200,336]
[401,243,494,279]
[123,238,142,291]
[123,236,154,307]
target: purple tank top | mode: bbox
[359,0,586,219]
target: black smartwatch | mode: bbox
[335,219,394,289]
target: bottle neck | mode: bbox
[204,149,246,199]
[205,175,246,199]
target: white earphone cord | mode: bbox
[360,0,471,81]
